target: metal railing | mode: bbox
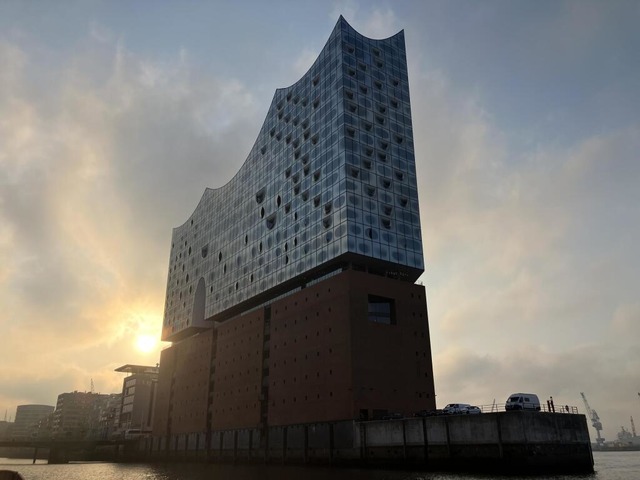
[477,403,579,414]
[406,403,582,419]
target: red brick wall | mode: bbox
[211,309,264,429]
[154,270,436,434]
[267,270,436,425]
[152,346,174,435]
[268,276,353,425]
[153,329,212,435]
[348,270,436,418]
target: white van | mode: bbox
[505,393,541,411]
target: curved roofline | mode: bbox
[276,15,404,93]
[172,16,404,232]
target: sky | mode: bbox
[0,0,638,441]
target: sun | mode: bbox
[135,334,158,353]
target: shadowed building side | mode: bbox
[267,270,434,425]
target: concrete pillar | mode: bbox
[496,413,504,458]
[233,430,238,464]
[282,426,287,464]
[361,422,368,464]
[329,423,334,465]
[402,420,407,459]
[422,417,429,462]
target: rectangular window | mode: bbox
[368,295,395,324]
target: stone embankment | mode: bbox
[133,411,593,474]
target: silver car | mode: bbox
[443,403,472,414]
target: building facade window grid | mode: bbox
[162,17,423,341]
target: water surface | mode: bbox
[1,451,637,480]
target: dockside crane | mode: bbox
[632,416,637,437]
[580,392,605,447]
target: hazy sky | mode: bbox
[1,1,638,441]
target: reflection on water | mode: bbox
[1,452,638,480]
[0,462,422,480]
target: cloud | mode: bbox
[408,56,640,439]
[435,340,640,440]
[89,21,114,44]
[331,1,400,38]
[402,7,640,427]
[0,28,262,412]
[360,7,400,38]
[292,48,319,78]
[611,303,640,339]
[331,0,359,25]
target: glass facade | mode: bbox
[162,17,423,341]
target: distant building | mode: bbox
[92,393,122,440]
[11,404,54,439]
[154,16,435,444]
[115,364,159,433]
[52,391,112,439]
[0,420,12,440]
[32,412,54,439]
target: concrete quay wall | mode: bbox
[135,412,593,474]
[355,412,592,473]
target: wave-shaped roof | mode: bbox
[162,17,423,341]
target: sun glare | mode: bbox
[135,334,158,353]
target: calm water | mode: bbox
[1,451,638,480]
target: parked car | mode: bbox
[505,393,541,411]
[466,405,482,414]
[415,409,444,417]
[443,403,472,414]
[382,412,404,420]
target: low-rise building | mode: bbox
[0,420,12,440]
[92,393,122,440]
[115,364,159,434]
[12,404,54,439]
[52,391,111,439]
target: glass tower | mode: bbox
[163,17,423,341]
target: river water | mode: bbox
[1,451,638,480]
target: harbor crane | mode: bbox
[632,416,636,437]
[580,392,605,447]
